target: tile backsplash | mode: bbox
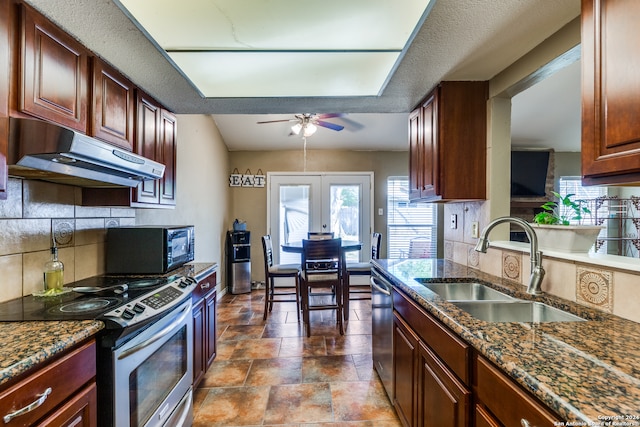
[444,202,640,324]
[0,178,135,301]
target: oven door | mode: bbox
[113,299,193,427]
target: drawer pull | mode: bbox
[521,419,532,427]
[200,282,210,289]
[3,387,52,423]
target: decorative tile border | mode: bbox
[52,219,74,247]
[467,245,479,268]
[105,218,120,228]
[444,241,454,260]
[576,266,613,313]
[502,252,521,281]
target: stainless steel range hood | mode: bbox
[8,118,165,188]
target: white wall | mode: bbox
[137,115,231,288]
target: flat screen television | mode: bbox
[510,150,550,197]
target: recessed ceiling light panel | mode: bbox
[116,0,434,98]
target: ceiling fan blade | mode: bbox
[256,119,298,124]
[315,113,344,120]
[315,120,344,131]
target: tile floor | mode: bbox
[193,287,401,426]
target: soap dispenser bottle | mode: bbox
[44,246,64,293]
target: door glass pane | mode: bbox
[330,184,360,261]
[129,326,187,427]
[279,184,310,264]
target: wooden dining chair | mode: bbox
[300,238,344,337]
[261,235,301,321]
[344,232,381,320]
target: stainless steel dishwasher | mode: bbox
[371,267,393,401]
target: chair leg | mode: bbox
[338,281,344,335]
[263,277,271,320]
[301,280,311,337]
[294,273,301,322]
[343,273,350,321]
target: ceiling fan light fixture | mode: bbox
[291,123,302,135]
[303,123,317,137]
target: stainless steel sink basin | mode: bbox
[420,282,515,301]
[452,301,585,323]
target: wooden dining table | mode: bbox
[281,239,363,324]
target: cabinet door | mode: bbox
[20,5,88,132]
[91,59,135,151]
[134,92,161,204]
[475,356,561,427]
[418,342,470,427]
[420,92,438,199]
[393,312,418,427]
[408,107,423,201]
[582,0,640,185]
[474,405,501,427]
[0,0,9,200]
[205,290,217,368]
[36,382,97,427]
[192,297,206,388]
[159,110,177,206]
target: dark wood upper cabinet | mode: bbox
[582,0,640,185]
[19,4,89,132]
[0,0,10,200]
[159,109,177,206]
[91,59,135,151]
[133,91,162,205]
[409,81,487,202]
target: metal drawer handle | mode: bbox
[521,419,533,427]
[200,281,210,289]
[3,387,52,423]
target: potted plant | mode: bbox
[531,192,603,253]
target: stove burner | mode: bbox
[51,297,120,314]
[124,278,165,289]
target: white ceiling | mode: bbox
[511,60,582,152]
[23,0,581,152]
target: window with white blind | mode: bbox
[387,177,437,258]
[557,176,605,224]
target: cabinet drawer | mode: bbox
[394,289,470,383]
[192,271,216,302]
[0,340,96,426]
[475,356,561,427]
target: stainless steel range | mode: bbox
[0,274,197,427]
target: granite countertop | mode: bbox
[373,258,640,424]
[0,320,104,387]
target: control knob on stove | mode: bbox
[121,308,136,320]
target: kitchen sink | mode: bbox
[419,281,515,301]
[452,301,585,323]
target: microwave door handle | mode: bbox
[118,304,190,360]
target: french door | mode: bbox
[267,172,373,264]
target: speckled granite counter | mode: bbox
[0,320,104,387]
[373,258,640,424]
[175,262,217,282]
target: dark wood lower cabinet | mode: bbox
[393,312,418,427]
[392,287,562,427]
[192,271,217,388]
[37,382,97,427]
[418,342,470,427]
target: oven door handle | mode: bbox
[118,304,190,360]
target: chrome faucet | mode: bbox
[474,216,545,295]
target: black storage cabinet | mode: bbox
[226,231,251,294]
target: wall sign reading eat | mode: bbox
[229,169,265,188]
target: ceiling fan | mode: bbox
[257,113,345,137]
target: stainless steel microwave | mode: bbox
[106,226,195,274]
